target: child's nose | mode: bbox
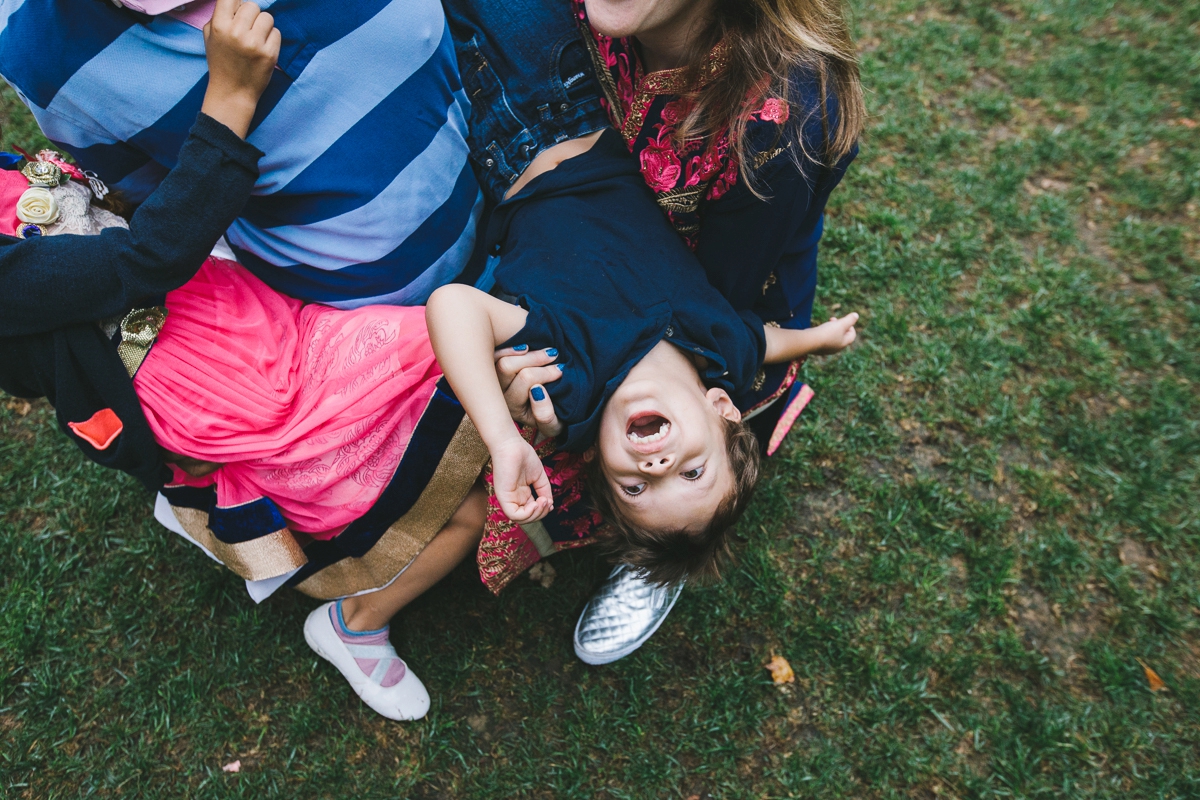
[639,454,674,474]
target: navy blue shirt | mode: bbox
[489,129,766,452]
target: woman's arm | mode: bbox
[425,284,554,522]
[0,0,278,338]
[694,139,857,330]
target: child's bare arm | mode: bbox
[201,0,281,138]
[763,312,859,363]
[426,285,554,522]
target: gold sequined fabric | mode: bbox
[170,506,308,582]
[116,306,167,378]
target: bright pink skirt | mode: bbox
[135,257,442,538]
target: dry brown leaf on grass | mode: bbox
[765,655,795,685]
[1136,659,1167,692]
[4,399,31,416]
[527,561,556,588]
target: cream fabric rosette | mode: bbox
[16,187,59,225]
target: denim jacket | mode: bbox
[445,0,610,204]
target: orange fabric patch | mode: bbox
[67,408,123,451]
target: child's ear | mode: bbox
[582,446,597,463]
[705,387,742,423]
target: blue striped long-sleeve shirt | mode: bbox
[0,0,482,308]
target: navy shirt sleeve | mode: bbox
[0,114,262,338]
[694,72,857,330]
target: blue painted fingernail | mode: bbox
[556,364,564,371]
[513,344,528,352]
[545,348,558,358]
[531,386,546,401]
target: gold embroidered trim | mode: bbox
[170,505,307,582]
[752,145,787,170]
[580,26,731,148]
[294,415,489,599]
[742,358,806,420]
[618,42,732,142]
[169,417,488,597]
[117,306,167,378]
[579,24,623,127]
[655,186,705,214]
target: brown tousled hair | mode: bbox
[672,0,865,185]
[587,417,761,586]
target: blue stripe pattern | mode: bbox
[0,0,480,306]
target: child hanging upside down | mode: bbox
[0,0,858,721]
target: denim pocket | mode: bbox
[557,36,601,107]
[458,35,527,135]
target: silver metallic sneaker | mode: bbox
[573,564,685,665]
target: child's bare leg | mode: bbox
[339,481,487,632]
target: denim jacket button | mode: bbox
[559,103,568,112]
[484,158,495,168]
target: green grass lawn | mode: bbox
[2,0,1198,797]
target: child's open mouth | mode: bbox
[626,413,670,448]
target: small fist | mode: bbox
[203,0,281,105]
[810,312,859,355]
[489,437,554,524]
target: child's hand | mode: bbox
[807,312,859,355]
[489,436,554,524]
[200,0,281,138]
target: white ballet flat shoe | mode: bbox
[303,602,430,721]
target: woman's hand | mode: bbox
[494,345,564,440]
[489,436,554,523]
[200,0,281,138]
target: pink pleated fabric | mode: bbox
[134,257,442,538]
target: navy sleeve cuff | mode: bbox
[188,113,264,173]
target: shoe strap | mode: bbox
[344,643,400,661]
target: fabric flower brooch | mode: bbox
[7,151,109,239]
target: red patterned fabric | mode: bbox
[575,0,789,246]
[477,424,602,595]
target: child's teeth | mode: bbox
[627,423,670,443]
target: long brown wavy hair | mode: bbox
[672,0,866,177]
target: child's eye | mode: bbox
[681,466,705,481]
[621,483,647,497]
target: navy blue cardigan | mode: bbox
[0,114,262,491]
